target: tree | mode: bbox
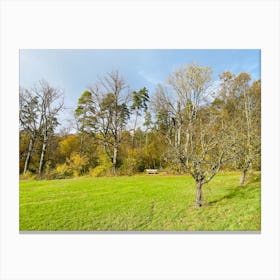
[36,80,64,175]
[248,79,261,172]
[75,90,97,157]
[19,81,64,176]
[99,90,130,174]
[59,134,80,160]
[76,71,130,175]
[19,87,40,174]
[154,63,234,207]
[75,90,96,134]
[130,87,149,148]
[143,110,152,148]
[218,72,261,184]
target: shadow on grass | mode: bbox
[208,184,259,206]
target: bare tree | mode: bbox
[19,81,64,175]
[218,72,261,185]
[19,87,39,174]
[154,64,235,207]
[36,80,64,175]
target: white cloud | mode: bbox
[137,70,162,86]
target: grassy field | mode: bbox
[19,173,261,231]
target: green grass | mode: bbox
[19,173,261,231]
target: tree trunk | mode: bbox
[177,124,181,147]
[195,181,203,208]
[79,133,84,156]
[145,130,148,148]
[38,135,48,176]
[132,110,138,149]
[112,143,118,175]
[240,169,247,185]
[184,130,190,167]
[23,136,35,174]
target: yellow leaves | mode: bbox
[56,152,89,177]
[127,148,140,158]
[205,154,211,162]
[59,135,79,157]
[56,163,71,176]
[89,153,112,177]
[67,153,89,171]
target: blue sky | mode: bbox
[20,49,261,128]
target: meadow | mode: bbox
[19,173,261,231]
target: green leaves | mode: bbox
[75,90,97,134]
[131,87,149,112]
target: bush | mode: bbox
[118,149,143,175]
[67,153,89,177]
[20,171,36,180]
[54,153,89,179]
[89,154,112,177]
[55,163,73,179]
[89,166,106,177]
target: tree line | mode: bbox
[19,64,261,207]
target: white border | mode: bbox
[1,1,279,280]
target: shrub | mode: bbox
[20,171,36,180]
[89,153,112,177]
[67,153,89,177]
[118,149,145,175]
[89,166,106,177]
[55,163,73,179]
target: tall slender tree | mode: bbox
[19,87,39,174]
[36,80,64,175]
[131,87,149,148]
[218,72,261,184]
[75,90,96,156]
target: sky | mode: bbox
[19,49,261,130]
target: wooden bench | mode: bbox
[146,169,158,175]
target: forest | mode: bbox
[19,63,261,208]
